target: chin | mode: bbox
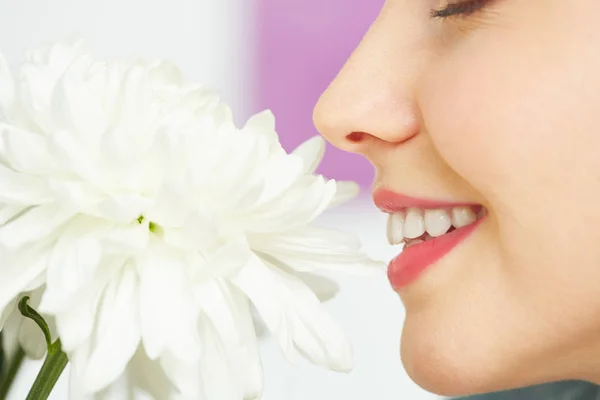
[399,318,521,398]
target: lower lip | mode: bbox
[387,217,485,290]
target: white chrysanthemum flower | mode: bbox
[0,37,383,399]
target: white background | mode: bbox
[0,0,255,124]
[0,1,442,398]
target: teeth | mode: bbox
[403,208,425,239]
[424,209,452,237]
[451,206,477,228]
[405,239,424,248]
[385,205,484,246]
[386,212,405,245]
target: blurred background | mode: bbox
[0,0,443,398]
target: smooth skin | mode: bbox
[314,0,600,397]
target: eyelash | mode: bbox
[430,0,491,19]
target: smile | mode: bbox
[373,189,487,290]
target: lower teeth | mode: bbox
[401,217,480,248]
[404,239,424,248]
[403,226,458,248]
[404,233,431,247]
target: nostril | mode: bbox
[346,131,366,142]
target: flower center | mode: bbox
[137,215,162,234]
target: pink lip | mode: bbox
[373,188,485,290]
[387,219,484,289]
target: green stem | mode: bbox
[0,346,25,400]
[17,297,68,400]
[25,340,68,400]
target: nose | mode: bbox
[313,5,425,157]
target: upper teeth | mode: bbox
[386,206,479,245]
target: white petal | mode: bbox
[22,269,47,292]
[18,62,57,131]
[138,238,201,361]
[48,178,105,211]
[20,37,90,132]
[255,150,304,204]
[146,182,190,227]
[195,280,262,398]
[180,85,221,112]
[197,315,239,400]
[55,293,97,353]
[103,222,150,253]
[0,163,53,205]
[0,123,57,174]
[304,178,338,222]
[250,226,385,274]
[0,204,29,224]
[329,180,360,208]
[54,257,116,352]
[241,110,279,151]
[160,353,205,399]
[129,347,174,400]
[96,195,150,223]
[216,179,264,219]
[47,130,102,185]
[233,255,354,371]
[0,298,17,330]
[192,238,252,281]
[50,58,108,138]
[94,375,135,400]
[99,126,145,186]
[23,36,88,88]
[147,58,184,88]
[202,133,269,213]
[69,341,94,399]
[0,247,50,315]
[212,103,235,128]
[161,212,218,252]
[51,256,122,352]
[242,176,336,233]
[291,136,326,174]
[292,272,338,302]
[97,62,125,124]
[244,109,275,130]
[0,50,15,120]
[0,204,74,249]
[25,36,88,72]
[40,235,102,313]
[82,266,140,393]
[115,63,152,124]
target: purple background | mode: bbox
[255,0,384,187]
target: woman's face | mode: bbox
[314,0,600,396]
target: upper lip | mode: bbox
[372,188,478,213]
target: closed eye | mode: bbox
[430,0,491,19]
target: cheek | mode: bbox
[411,13,600,390]
[422,24,600,278]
